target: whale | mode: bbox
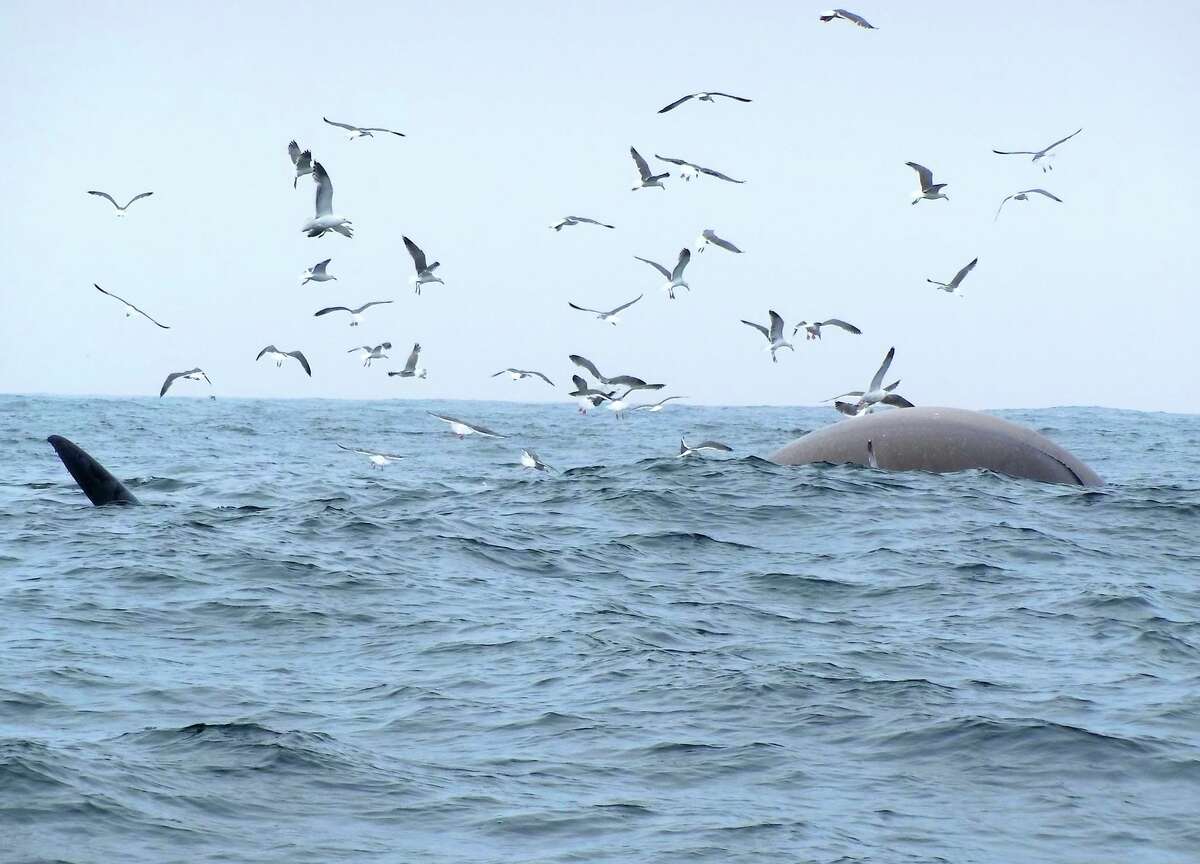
[769,407,1102,487]
[47,435,141,505]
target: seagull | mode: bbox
[630,147,669,190]
[604,389,638,420]
[492,368,555,386]
[995,189,1063,221]
[634,248,691,299]
[741,310,795,362]
[301,258,336,285]
[94,284,169,329]
[159,368,211,397]
[337,443,404,469]
[657,92,752,114]
[568,375,615,414]
[256,345,312,376]
[567,294,642,325]
[87,190,153,216]
[632,396,687,412]
[404,236,443,295]
[427,412,506,439]
[678,438,733,458]
[927,257,978,296]
[323,117,405,139]
[792,319,862,340]
[520,449,554,472]
[993,128,1082,172]
[551,216,614,231]
[301,162,353,238]
[906,162,948,204]
[818,9,876,28]
[387,343,427,379]
[288,141,313,188]
[696,229,742,254]
[655,154,745,184]
[348,342,392,367]
[568,356,664,393]
[314,300,393,326]
[833,347,914,413]
[826,379,902,406]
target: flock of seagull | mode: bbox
[86,8,1083,471]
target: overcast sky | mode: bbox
[1,1,1196,412]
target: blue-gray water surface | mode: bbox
[2,396,1198,863]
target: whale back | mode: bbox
[47,435,141,506]
[769,407,1101,487]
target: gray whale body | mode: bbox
[47,435,141,505]
[770,407,1101,487]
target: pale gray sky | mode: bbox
[1,1,1196,412]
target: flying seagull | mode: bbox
[632,396,687,412]
[323,117,405,139]
[819,9,876,28]
[256,345,312,376]
[387,343,427,379]
[792,319,861,340]
[302,162,353,238]
[337,443,404,469]
[993,128,1082,172]
[678,438,733,458]
[826,379,901,404]
[569,356,664,393]
[655,154,745,184]
[696,229,742,254]
[928,257,978,296]
[403,236,443,295]
[520,449,554,472]
[348,342,392,367]
[831,348,913,413]
[94,284,169,329]
[492,368,555,386]
[288,141,313,188]
[301,258,336,285]
[567,294,643,325]
[551,216,614,231]
[657,92,752,114]
[603,388,640,420]
[630,147,669,190]
[634,248,691,299]
[427,412,506,439]
[741,310,795,362]
[568,375,616,414]
[87,190,153,215]
[159,368,211,397]
[313,300,393,326]
[995,189,1062,221]
[906,162,948,204]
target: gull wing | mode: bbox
[87,191,119,209]
[159,367,203,397]
[1042,127,1082,153]
[833,9,875,28]
[657,94,696,114]
[94,284,170,329]
[880,393,914,408]
[869,347,896,393]
[710,93,752,102]
[568,301,603,314]
[768,310,785,342]
[702,229,742,253]
[905,162,933,189]
[323,117,358,131]
[122,192,154,208]
[992,148,1038,156]
[654,154,689,167]
[256,345,278,361]
[1023,188,1063,203]
[634,256,671,280]
[610,294,643,314]
[820,318,861,334]
[338,443,404,459]
[671,248,691,280]
[569,354,604,380]
[696,164,745,183]
[351,300,394,314]
[286,350,312,376]
[403,236,428,271]
[312,162,334,216]
[525,371,555,386]
[994,194,1015,221]
[314,306,352,317]
[359,126,405,136]
[630,147,653,181]
[288,140,302,165]
[567,216,614,228]
[740,319,769,340]
[951,257,978,288]
[311,258,331,276]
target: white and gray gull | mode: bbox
[323,117,405,139]
[301,258,336,285]
[630,147,668,190]
[634,248,691,299]
[348,342,392,367]
[492,369,555,386]
[678,438,733,458]
[387,344,427,379]
[404,236,443,295]
[256,346,312,376]
[654,154,745,184]
[159,368,211,397]
[427,412,507,439]
[94,284,169,329]
[87,190,153,215]
[928,257,978,296]
[993,128,1081,172]
[337,443,404,469]
[995,189,1062,221]
[313,300,393,326]
[657,92,751,114]
[828,347,913,413]
[819,9,876,28]
[301,162,353,238]
[696,229,743,254]
[568,294,643,325]
[792,319,861,340]
[569,355,664,393]
[741,310,795,362]
[551,216,614,231]
[288,141,313,188]
[906,162,948,204]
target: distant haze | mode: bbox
[1,1,1196,413]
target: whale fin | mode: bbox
[47,435,140,506]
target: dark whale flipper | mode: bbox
[47,435,141,506]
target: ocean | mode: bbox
[2,396,1198,863]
